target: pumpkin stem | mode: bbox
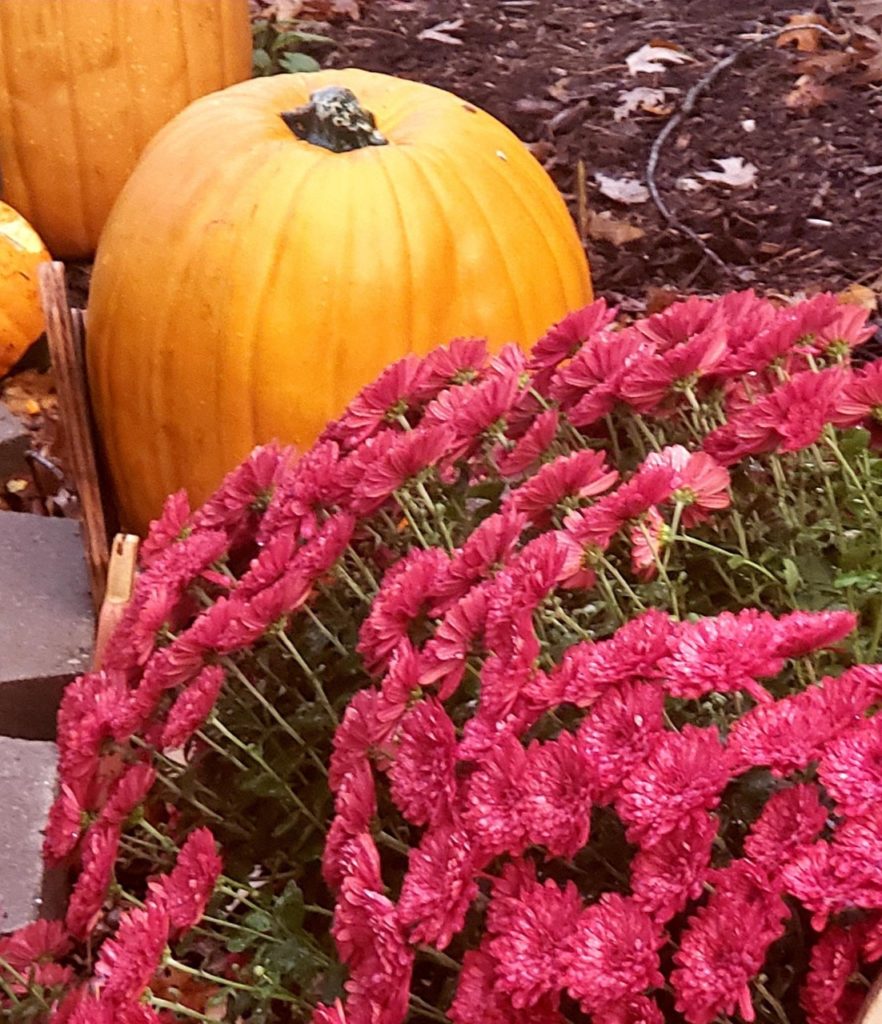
[281,86,388,153]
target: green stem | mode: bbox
[275,629,339,726]
[673,533,778,582]
[150,997,224,1024]
[210,717,323,830]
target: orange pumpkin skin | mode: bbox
[0,0,252,259]
[0,202,50,377]
[87,69,592,534]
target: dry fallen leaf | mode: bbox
[417,18,464,44]
[776,13,832,52]
[613,86,675,121]
[260,0,303,17]
[593,172,650,204]
[675,176,704,193]
[696,157,758,188]
[792,50,858,80]
[586,210,645,245]
[625,44,692,76]
[837,282,878,311]
[785,75,843,112]
[854,0,882,26]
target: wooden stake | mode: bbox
[93,533,139,670]
[38,261,109,610]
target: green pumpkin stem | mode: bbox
[281,86,388,153]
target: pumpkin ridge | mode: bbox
[397,144,461,350]
[426,145,528,341]
[58,1,94,252]
[467,138,586,319]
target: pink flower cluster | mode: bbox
[2,829,220,1023]
[322,551,882,1024]
[4,287,880,1024]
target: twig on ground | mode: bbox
[645,22,846,280]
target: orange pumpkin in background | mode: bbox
[0,0,252,259]
[0,202,50,377]
[87,68,593,533]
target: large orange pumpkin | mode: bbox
[0,202,50,377]
[87,69,592,533]
[0,0,252,259]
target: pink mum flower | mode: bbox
[357,548,450,675]
[629,506,668,580]
[630,810,718,924]
[65,822,121,939]
[323,761,376,891]
[705,367,849,464]
[616,725,729,845]
[433,509,526,606]
[771,609,857,660]
[449,948,565,1024]
[139,489,191,567]
[833,360,882,447]
[388,698,458,828]
[783,809,882,929]
[352,423,455,513]
[498,409,560,477]
[819,715,882,817]
[643,445,731,525]
[557,330,652,426]
[801,925,867,1024]
[420,583,490,698]
[416,337,488,399]
[658,609,784,703]
[727,666,882,777]
[461,731,529,859]
[529,299,619,387]
[743,783,828,875]
[508,449,618,528]
[257,439,345,543]
[94,901,170,1005]
[193,443,288,539]
[160,664,225,750]
[0,919,70,971]
[577,682,665,802]
[619,326,728,413]
[555,609,675,706]
[562,893,665,1014]
[332,836,414,1024]
[43,783,85,865]
[397,826,478,950]
[324,355,428,449]
[329,688,404,790]
[521,731,594,859]
[99,762,156,829]
[672,862,789,1024]
[147,827,222,936]
[487,859,582,1009]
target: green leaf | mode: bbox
[276,880,305,933]
[252,48,272,71]
[243,909,274,933]
[834,571,882,591]
[225,932,252,953]
[279,52,321,74]
[781,558,801,594]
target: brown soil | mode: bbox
[323,0,882,309]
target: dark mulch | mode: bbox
[320,0,882,308]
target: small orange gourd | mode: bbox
[87,69,593,533]
[0,0,252,259]
[0,202,50,377]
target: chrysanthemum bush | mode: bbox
[5,289,882,1024]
